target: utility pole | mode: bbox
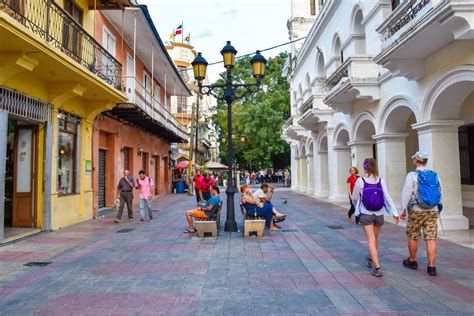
[194,92,201,165]
[187,100,196,196]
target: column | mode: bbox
[413,121,468,230]
[295,156,301,190]
[373,133,408,206]
[290,144,297,190]
[0,110,8,242]
[306,153,315,195]
[348,141,374,171]
[43,121,53,231]
[331,146,352,201]
[301,155,308,192]
[315,149,329,197]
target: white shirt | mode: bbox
[351,175,399,217]
[252,189,267,204]
[401,167,442,212]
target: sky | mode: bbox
[140,0,291,81]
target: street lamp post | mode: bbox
[191,41,267,232]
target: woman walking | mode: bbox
[346,167,360,223]
[351,158,399,277]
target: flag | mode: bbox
[169,30,174,40]
[184,33,190,44]
[175,24,183,35]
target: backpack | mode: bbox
[361,177,385,212]
[415,170,441,209]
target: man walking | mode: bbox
[401,151,442,276]
[193,169,203,205]
[136,170,154,223]
[115,170,135,223]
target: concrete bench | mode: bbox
[240,203,266,237]
[195,202,222,238]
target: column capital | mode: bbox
[412,120,464,133]
[347,140,375,147]
[372,133,409,142]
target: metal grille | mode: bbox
[123,147,130,171]
[98,149,106,208]
[0,86,52,122]
[0,0,122,90]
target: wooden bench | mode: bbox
[195,201,222,238]
[240,203,266,237]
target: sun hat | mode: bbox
[411,151,429,162]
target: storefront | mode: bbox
[0,86,53,243]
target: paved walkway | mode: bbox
[0,190,473,315]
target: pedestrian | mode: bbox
[284,169,290,187]
[351,158,399,277]
[400,151,442,276]
[346,167,360,223]
[115,170,135,223]
[193,169,203,206]
[184,185,221,233]
[199,173,215,202]
[136,170,154,223]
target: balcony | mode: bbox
[112,78,188,142]
[374,0,474,80]
[0,0,122,90]
[323,57,380,113]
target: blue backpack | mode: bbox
[415,170,441,209]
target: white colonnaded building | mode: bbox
[283,0,474,230]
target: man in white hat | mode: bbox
[400,151,442,276]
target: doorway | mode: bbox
[98,149,107,208]
[4,119,38,239]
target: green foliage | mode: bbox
[212,52,290,170]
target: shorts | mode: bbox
[359,213,384,226]
[406,211,438,240]
[191,209,208,219]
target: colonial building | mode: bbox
[166,42,219,164]
[91,6,190,213]
[283,0,473,230]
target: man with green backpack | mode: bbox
[400,151,443,276]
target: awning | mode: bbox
[110,104,187,143]
[205,161,229,170]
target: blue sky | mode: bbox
[140,0,291,81]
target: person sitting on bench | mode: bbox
[184,185,221,233]
[253,184,287,223]
[241,185,280,231]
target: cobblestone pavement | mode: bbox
[0,189,473,315]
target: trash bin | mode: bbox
[176,181,185,194]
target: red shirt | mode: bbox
[194,175,203,190]
[346,175,360,194]
[199,177,215,193]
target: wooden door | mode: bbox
[13,126,36,228]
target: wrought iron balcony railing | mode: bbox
[0,0,122,90]
[325,62,349,91]
[132,79,189,141]
[381,0,431,41]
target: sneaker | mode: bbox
[372,267,383,277]
[403,258,418,270]
[366,255,373,268]
[114,219,121,223]
[138,219,145,224]
[149,218,153,222]
[427,266,437,276]
[128,218,134,222]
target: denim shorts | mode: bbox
[359,213,384,226]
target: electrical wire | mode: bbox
[181,37,306,71]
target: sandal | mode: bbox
[183,229,196,233]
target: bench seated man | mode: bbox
[253,184,287,226]
[184,185,221,233]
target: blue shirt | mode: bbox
[204,195,221,217]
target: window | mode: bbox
[142,153,149,174]
[459,125,474,185]
[102,27,116,82]
[154,84,161,104]
[177,96,187,113]
[57,112,81,196]
[144,73,152,104]
[310,0,316,15]
[123,147,130,171]
[391,0,401,10]
[178,66,189,82]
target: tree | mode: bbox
[212,52,290,170]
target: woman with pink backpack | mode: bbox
[351,158,400,277]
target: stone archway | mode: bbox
[350,112,377,171]
[331,125,351,200]
[414,65,474,229]
[306,141,315,195]
[315,134,329,197]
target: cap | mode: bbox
[411,151,429,162]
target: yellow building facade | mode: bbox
[0,0,129,242]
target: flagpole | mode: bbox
[181,21,184,44]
